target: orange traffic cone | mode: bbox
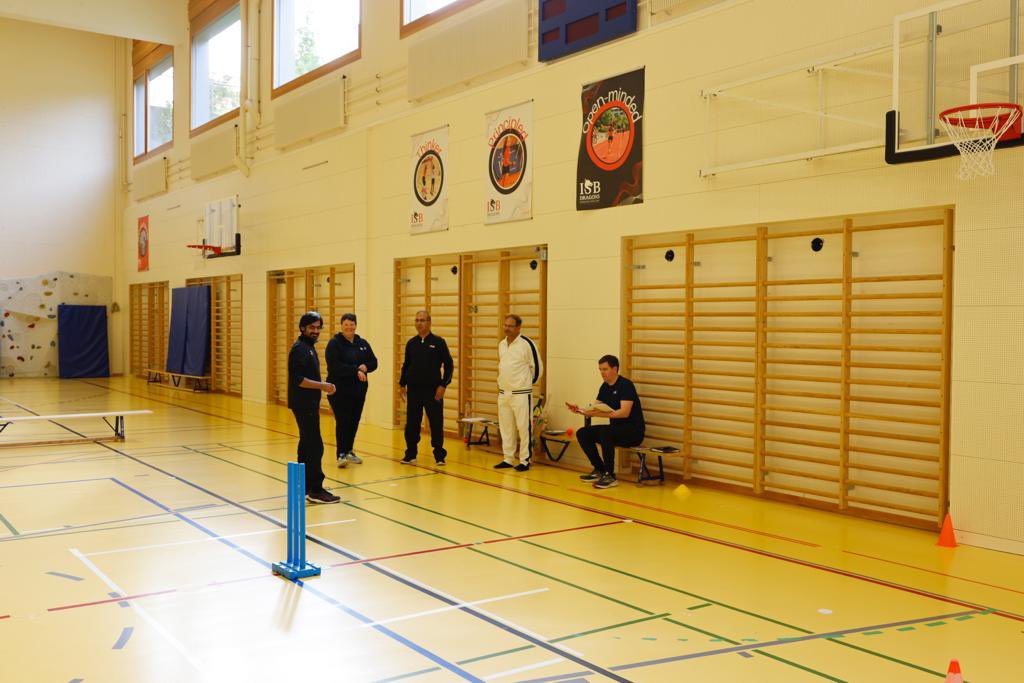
[944,659,963,683]
[937,513,958,548]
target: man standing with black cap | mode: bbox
[399,310,453,466]
[289,311,339,504]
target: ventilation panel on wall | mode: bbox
[273,75,347,149]
[190,124,237,180]
[407,0,528,101]
[132,156,168,199]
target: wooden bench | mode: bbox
[147,368,211,392]
[539,430,572,462]
[459,417,498,449]
[619,443,686,485]
[0,410,154,447]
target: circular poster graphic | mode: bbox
[413,150,444,206]
[585,103,635,172]
[488,130,527,195]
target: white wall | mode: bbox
[0,17,124,372]
[120,0,1024,547]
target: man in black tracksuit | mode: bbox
[399,310,453,465]
[288,311,339,504]
[325,313,378,467]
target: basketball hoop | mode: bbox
[187,243,223,257]
[938,102,1022,180]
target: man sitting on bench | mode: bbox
[566,354,645,490]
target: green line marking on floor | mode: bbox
[0,511,19,536]
[954,615,974,621]
[897,626,916,632]
[925,621,946,627]
[863,631,884,636]
[642,637,657,641]
[664,618,844,682]
[687,602,713,610]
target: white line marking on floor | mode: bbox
[70,548,209,678]
[83,519,356,557]
[350,587,549,631]
[483,657,564,680]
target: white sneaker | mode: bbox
[336,453,349,468]
[344,452,363,465]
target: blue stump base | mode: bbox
[272,560,322,580]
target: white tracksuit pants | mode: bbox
[498,391,531,465]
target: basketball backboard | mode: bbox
[887,0,1024,164]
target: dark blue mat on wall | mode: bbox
[57,305,110,378]
[166,287,190,373]
[183,285,210,376]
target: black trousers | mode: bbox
[405,386,446,459]
[576,422,644,475]
[292,408,325,494]
[328,390,366,455]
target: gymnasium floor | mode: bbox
[0,378,1020,682]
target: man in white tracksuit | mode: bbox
[494,314,543,472]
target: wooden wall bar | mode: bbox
[129,281,169,377]
[623,208,953,529]
[186,274,243,395]
[267,264,355,406]
[394,246,547,439]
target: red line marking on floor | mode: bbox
[432,469,1024,624]
[571,488,819,547]
[329,520,624,568]
[48,588,178,612]
[844,550,1024,597]
[79,381,1024,624]
[0,614,10,620]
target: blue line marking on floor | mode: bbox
[108,591,130,608]
[113,626,134,649]
[738,651,754,659]
[107,477,483,683]
[46,571,84,582]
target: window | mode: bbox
[132,43,174,162]
[273,0,360,96]
[401,0,485,37]
[191,3,242,133]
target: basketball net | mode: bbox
[939,103,1022,180]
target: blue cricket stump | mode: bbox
[271,462,322,580]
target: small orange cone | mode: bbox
[937,513,958,548]
[944,659,963,683]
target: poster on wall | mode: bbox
[137,215,150,272]
[576,68,644,211]
[410,126,449,234]
[484,101,532,224]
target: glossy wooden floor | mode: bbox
[1,377,1021,682]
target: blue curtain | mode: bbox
[166,285,210,376]
[57,305,110,378]
[183,285,210,376]
[166,287,190,373]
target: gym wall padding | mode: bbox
[166,287,189,373]
[183,285,210,376]
[57,304,109,378]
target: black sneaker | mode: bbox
[400,454,417,465]
[494,461,514,469]
[593,474,618,489]
[580,470,602,482]
[434,458,446,467]
[306,490,341,504]
[514,463,530,472]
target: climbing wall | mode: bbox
[0,272,113,378]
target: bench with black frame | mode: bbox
[459,417,498,449]
[618,443,686,485]
[147,368,211,392]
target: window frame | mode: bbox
[399,0,486,39]
[271,0,363,99]
[189,0,243,137]
[133,45,175,165]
